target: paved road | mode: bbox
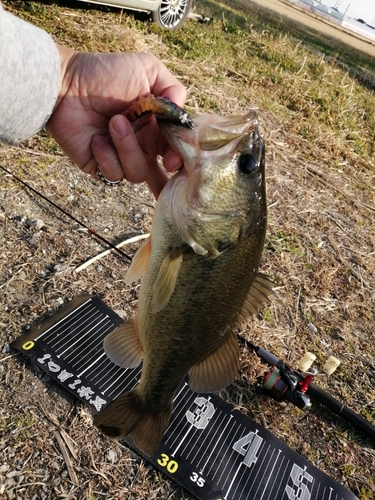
[235,0,375,57]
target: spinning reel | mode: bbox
[262,352,340,410]
[243,341,375,440]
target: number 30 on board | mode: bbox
[157,454,179,473]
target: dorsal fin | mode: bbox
[152,247,185,313]
[188,333,240,393]
[238,272,274,321]
[125,237,151,285]
[103,320,143,369]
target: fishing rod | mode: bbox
[0,165,132,262]
[240,337,375,441]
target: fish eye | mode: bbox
[238,153,258,176]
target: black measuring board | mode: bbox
[12,295,359,500]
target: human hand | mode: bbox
[46,45,186,197]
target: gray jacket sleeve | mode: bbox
[0,3,61,144]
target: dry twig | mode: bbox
[75,233,149,272]
[55,431,79,485]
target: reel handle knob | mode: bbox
[298,352,316,372]
[323,356,341,375]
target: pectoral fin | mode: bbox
[152,248,184,313]
[125,237,151,285]
[104,320,143,369]
[189,333,240,393]
[238,272,274,322]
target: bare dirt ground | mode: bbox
[1,2,375,500]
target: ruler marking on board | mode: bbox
[266,449,283,495]
[172,425,194,456]
[91,359,111,382]
[165,383,191,437]
[190,410,222,465]
[92,360,129,394]
[104,366,142,397]
[165,391,196,447]
[78,352,107,378]
[169,417,191,450]
[101,366,128,394]
[49,306,96,348]
[66,309,107,347]
[196,414,227,469]
[45,307,92,345]
[95,359,122,387]
[176,420,200,458]
[312,477,319,500]
[263,457,289,500]
[218,427,247,492]
[11,296,360,500]
[69,319,113,367]
[209,419,238,477]
[213,424,244,484]
[77,342,112,375]
[232,459,251,500]
[227,438,269,500]
[225,437,263,499]
[256,447,278,500]
[261,454,287,500]
[35,298,91,341]
[173,382,189,403]
[184,411,218,462]
[52,313,103,361]
[250,443,273,500]
[224,460,243,500]
[258,450,281,500]
[183,401,218,458]
[189,410,225,464]
[203,416,236,474]
[235,459,257,500]
[58,314,108,358]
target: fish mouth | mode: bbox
[159,110,260,176]
[197,110,259,153]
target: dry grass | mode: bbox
[1,1,375,499]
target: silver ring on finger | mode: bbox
[97,168,123,186]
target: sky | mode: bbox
[324,0,375,24]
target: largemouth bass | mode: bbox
[94,97,272,456]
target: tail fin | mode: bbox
[93,390,172,457]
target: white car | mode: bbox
[77,0,192,29]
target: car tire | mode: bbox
[152,0,192,29]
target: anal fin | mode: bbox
[189,333,240,393]
[104,320,143,369]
